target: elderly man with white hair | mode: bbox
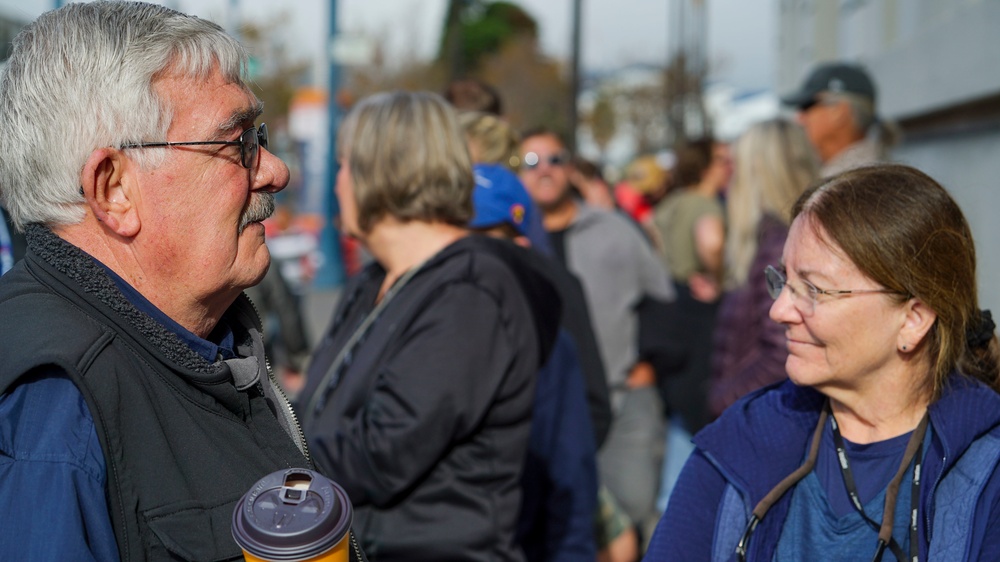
[0,3,317,560]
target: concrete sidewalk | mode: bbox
[301,287,342,349]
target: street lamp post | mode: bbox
[312,0,346,289]
[569,0,582,154]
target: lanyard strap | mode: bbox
[303,263,425,426]
[830,407,929,562]
[736,408,829,561]
[909,443,923,562]
[736,402,929,562]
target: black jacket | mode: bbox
[515,246,612,449]
[300,235,560,562]
[0,225,311,561]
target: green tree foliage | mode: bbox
[439,1,538,75]
[348,1,570,138]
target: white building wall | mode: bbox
[776,0,1000,312]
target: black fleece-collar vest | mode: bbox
[0,226,311,561]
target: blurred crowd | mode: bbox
[207,63,898,560]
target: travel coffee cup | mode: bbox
[232,469,353,562]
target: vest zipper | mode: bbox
[350,530,367,561]
[923,453,946,543]
[265,353,312,465]
[245,294,312,465]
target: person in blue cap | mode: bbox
[470,161,601,562]
[461,111,612,448]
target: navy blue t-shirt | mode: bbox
[816,421,914,517]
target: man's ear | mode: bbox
[80,148,140,237]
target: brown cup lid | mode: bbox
[232,469,352,561]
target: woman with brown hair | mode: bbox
[646,164,1000,561]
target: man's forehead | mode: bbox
[522,134,564,153]
[154,70,260,133]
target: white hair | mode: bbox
[0,1,250,230]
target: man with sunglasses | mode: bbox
[519,128,674,544]
[782,62,893,177]
[0,3,312,561]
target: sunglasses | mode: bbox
[797,99,819,112]
[121,123,268,170]
[521,151,569,171]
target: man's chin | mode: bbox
[538,193,574,213]
[239,221,266,236]
[243,253,271,288]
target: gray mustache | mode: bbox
[239,192,275,234]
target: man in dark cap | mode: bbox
[783,62,892,177]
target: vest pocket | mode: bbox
[143,500,244,561]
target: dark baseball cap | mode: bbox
[782,62,876,108]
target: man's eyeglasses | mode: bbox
[120,123,268,170]
[521,151,569,171]
[764,265,900,316]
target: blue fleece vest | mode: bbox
[711,431,1000,561]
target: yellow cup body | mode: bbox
[241,531,349,562]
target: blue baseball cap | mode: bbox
[470,163,534,236]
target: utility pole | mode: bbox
[446,0,468,82]
[313,0,346,289]
[229,0,239,36]
[568,0,582,154]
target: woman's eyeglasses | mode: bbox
[121,123,268,170]
[764,265,900,316]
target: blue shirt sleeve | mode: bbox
[0,369,120,561]
[644,449,727,561]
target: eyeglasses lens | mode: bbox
[241,123,268,169]
[765,266,784,300]
[765,265,817,315]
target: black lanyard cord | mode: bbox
[831,407,929,562]
[736,409,829,562]
[736,402,929,562]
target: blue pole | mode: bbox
[312,0,346,289]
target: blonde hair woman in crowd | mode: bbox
[707,118,818,417]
